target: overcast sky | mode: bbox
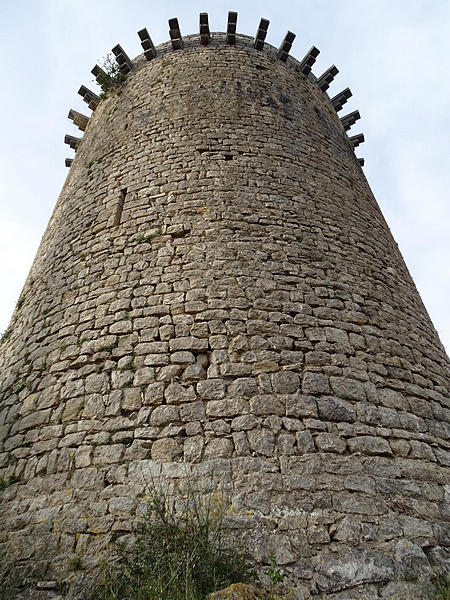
[1,0,449,352]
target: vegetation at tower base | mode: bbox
[0,17,450,600]
[93,486,252,600]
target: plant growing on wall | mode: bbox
[95,54,127,96]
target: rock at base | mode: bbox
[206,583,265,600]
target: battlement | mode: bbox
[65,13,365,167]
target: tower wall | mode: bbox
[1,32,449,598]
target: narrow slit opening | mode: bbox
[113,188,126,226]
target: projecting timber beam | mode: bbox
[277,31,296,62]
[227,11,238,44]
[331,87,352,112]
[138,28,157,60]
[317,65,339,92]
[78,85,100,110]
[298,46,320,76]
[112,44,133,73]
[68,109,89,132]
[169,18,183,50]
[254,18,270,50]
[199,13,210,46]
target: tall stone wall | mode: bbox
[1,31,449,599]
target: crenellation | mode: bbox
[63,134,81,151]
[254,18,270,51]
[316,65,339,92]
[199,13,210,46]
[111,43,133,73]
[67,109,89,132]
[226,11,238,45]
[168,17,183,51]
[137,27,157,60]
[277,30,296,62]
[77,84,100,110]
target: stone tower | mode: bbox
[1,13,449,599]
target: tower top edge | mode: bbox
[130,32,310,78]
[74,19,365,166]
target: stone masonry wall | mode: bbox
[1,32,449,599]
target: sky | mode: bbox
[0,0,449,352]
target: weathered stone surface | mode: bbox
[164,382,196,404]
[315,433,346,454]
[150,438,182,462]
[206,584,264,600]
[394,539,433,579]
[317,396,356,423]
[316,551,395,592]
[348,436,393,456]
[150,405,179,426]
[302,372,330,395]
[330,378,366,401]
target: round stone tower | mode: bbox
[1,13,449,600]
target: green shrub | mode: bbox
[0,327,12,344]
[96,54,127,97]
[435,576,450,600]
[94,488,252,600]
[0,475,20,491]
[267,552,284,599]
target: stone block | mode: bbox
[249,395,285,416]
[315,433,346,454]
[348,436,393,456]
[302,372,330,394]
[169,336,208,352]
[247,429,274,456]
[316,551,394,593]
[151,438,182,462]
[271,371,300,394]
[205,438,234,458]
[227,377,258,397]
[184,436,204,463]
[318,396,356,423]
[165,382,196,404]
[179,401,206,422]
[206,399,248,418]
[150,405,179,426]
[286,394,318,418]
[330,377,365,401]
